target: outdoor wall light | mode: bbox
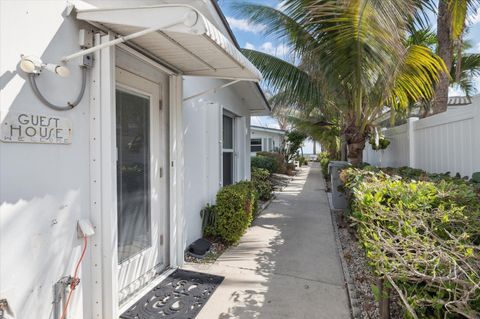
[20,55,70,77]
[20,54,85,111]
[19,55,43,74]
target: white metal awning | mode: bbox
[75,4,262,81]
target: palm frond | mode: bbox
[242,49,323,108]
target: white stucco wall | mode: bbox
[0,1,92,318]
[1,1,263,317]
[182,76,252,247]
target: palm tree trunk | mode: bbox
[431,0,453,116]
[343,120,367,165]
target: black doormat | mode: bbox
[120,269,224,319]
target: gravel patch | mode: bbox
[185,241,226,264]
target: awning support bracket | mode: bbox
[183,80,242,102]
[61,11,199,62]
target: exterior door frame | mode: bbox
[89,33,185,319]
[115,67,166,304]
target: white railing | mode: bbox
[364,98,480,177]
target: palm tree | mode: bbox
[430,0,479,115]
[406,27,480,116]
[236,0,446,164]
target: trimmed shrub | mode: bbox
[251,155,278,174]
[212,181,256,244]
[251,167,273,201]
[318,152,330,177]
[256,151,286,174]
[342,167,480,318]
[297,156,308,166]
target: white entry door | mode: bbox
[115,68,166,304]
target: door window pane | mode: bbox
[116,90,151,263]
[223,115,233,149]
[223,152,233,186]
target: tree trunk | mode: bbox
[344,122,367,165]
[313,140,317,155]
[431,0,453,116]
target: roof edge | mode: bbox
[210,0,271,112]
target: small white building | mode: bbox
[0,1,269,318]
[250,125,286,155]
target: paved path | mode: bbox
[185,164,351,319]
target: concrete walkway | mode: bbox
[185,164,351,319]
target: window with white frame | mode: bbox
[222,113,235,186]
[251,138,262,152]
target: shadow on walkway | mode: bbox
[185,163,351,319]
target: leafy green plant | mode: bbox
[283,130,307,163]
[256,151,286,174]
[251,167,273,201]
[296,156,308,166]
[212,181,257,244]
[251,155,278,174]
[368,135,391,150]
[341,167,480,318]
[200,204,217,238]
[318,152,330,177]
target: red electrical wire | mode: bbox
[60,235,88,319]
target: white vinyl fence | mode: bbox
[364,97,480,177]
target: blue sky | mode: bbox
[218,1,480,152]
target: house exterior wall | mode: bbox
[250,128,284,155]
[0,1,261,317]
[363,97,480,177]
[182,76,252,247]
[0,1,92,318]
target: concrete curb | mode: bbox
[257,195,275,214]
[327,192,362,319]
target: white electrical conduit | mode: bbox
[28,67,87,111]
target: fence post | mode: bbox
[406,117,418,168]
[472,102,480,175]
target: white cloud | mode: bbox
[226,17,266,34]
[245,41,291,59]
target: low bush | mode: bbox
[251,155,278,174]
[207,181,257,244]
[256,151,286,174]
[318,152,330,177]
[251,167,273,201]
[297,156,308,166]
[341,167,480,318]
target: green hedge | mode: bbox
[257,151,286,174]
[251,155,278,174]
[341,167,480,318]
[251,167,273,201]
[205,181,257,244]
[318,152,330,177]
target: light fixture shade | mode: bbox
[55,65,70,77]
[44,63,70,77]
[20,55,43,74]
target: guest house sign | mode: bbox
[1,112,72,144]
